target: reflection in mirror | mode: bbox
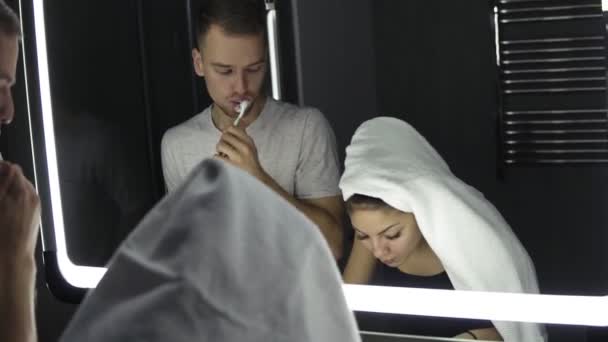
[25,0,608,341]
[44,0,158,267]
[53,110,155,266]
[337,0,608,340]
[340,118,543,341]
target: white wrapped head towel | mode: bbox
[339,117,546,341]
[60,159,361,342]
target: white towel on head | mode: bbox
[339,117,546,341]
[60,159,361,342]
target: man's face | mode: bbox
[0,32,18,135]
[192,24,267,118]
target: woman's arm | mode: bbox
[454,327,502,341]
[343,239,377,284]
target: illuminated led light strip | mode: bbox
[604,0,608,12]
[493,6,500,66]
[343,284,608,326]
[33,0,608,326]
[266,8,282,101]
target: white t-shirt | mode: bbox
[161,97,341,198]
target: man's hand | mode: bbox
[215,125,266,181]
[0,161,40,342]
[215,126,344,259]
[0,161,40,263]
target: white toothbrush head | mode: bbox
[233,100,251,126]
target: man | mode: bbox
[162,0,344,258]
[0,1,41,342]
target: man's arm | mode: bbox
[258,174,344,259]
[160,133,182,193]
[0,256,37,342]
[455,327,502,341]
[0,162,40,342]
[216,125,344,259]
[343,239,376,284]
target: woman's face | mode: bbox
[349,207,424,268]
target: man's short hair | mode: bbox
[0,0,21,37]
[195,0,266,48]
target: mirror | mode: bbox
[20,0,608,341]
[44,1,158,268]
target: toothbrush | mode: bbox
[233,100,250,127]
[217,100,251,159]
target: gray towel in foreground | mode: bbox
[61,159,360,342]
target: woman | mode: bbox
[340,117,546,341]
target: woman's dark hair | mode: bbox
[345,194,392,214]
[195,0,266,48]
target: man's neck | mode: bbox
[211,96,266,131]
